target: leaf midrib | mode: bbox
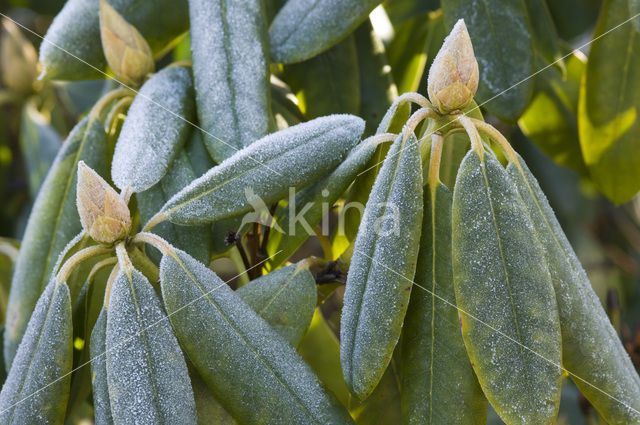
[172,254,322,423]
[479,160,533,394]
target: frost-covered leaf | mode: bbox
[401,183,487,424]
[451,151,562,424]
[507,154,640,424]
[157,115,364,225]
[340,133,423,398]
[106,269,196,424]
[0,280,73,424]
[283,35,360,119]
[5,117,106,369]
[266,134,383,268]
[189,0,271,163]
[441,0,533,121]
[159,249,353,424]
[578,0,640,204]
[137,151,210,264]
[90,309,113,425]
[39,0,189,80]
[113,66,195,193]
[269,0,380,64]
[342,96,410,244]
[237,264,316,347]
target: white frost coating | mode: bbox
[507,156,640,423]
[137,151,210,264]
[106,269,196,425]
[160,114,365,225]
[159,249,353,424]
[0,281,72,423]
[269,135,381,267]
[189,0,271,163]
[451,151,562,424]
[340,133,424,397]
[269,0,380,64]
[39,0,189,80]
[236,265,317,347]
[112,66,195,193]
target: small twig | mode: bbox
[225,231,253,278]
[258,203,279,260]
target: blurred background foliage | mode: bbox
[0,0,639,423]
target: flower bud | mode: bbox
[427,19,479,114]
[0,18,38,95]
[99,0,154,87]
[77,161,131,244]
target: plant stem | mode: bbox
[88,88,133,123]
[132,232,175,257]
[115,242,133,279]
[87,257,118,284]
[258,203,279,261]
[104,95,133,134]
[457,115,484,157]
[0,241,19,262]
[470,119,519,163]
[428,133,445,188]
[56,245,113,284]
[142,212,168,232]
[128,246,160,284]
[104,263,120,307]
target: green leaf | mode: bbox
[354,20,397,136]
[298,310,351,408]
[441,0,534,121]
[159,248,354,424]
[106,268,196,424]
[518,52,587,173]
[5,117,106,369]
[439,132,470,190]
[283,35,360,119]
[184,129,215,179]
[0,280,73,424]
[401,183,487,425]
[157,115,365,225]
[40,0,189,80]
[236,264,316,347]
[546,0,601,41]
[387,10,442,95]
[90,309,113,425]
[383,0,440,27]
[189,0,271,163]
[137,151,211,265]
[269,0,381,64]
[524,0,564,70]
[351,353,401,425]
[19,101,62,198]
[112,66,195,193]
[271,80,305,131]
[451,150,562,424]
[342,95,411,245]
[190,367,237,425]
[266,135,384,268]
[67,258,112,415]
[506,154,640,424]
[341,132,423,398]
[578,0,640,204]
